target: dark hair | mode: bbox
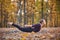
[40,19,43,24]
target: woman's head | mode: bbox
[40,19,46,26]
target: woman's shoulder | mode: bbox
[32,23,41,27]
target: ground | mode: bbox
[0,27,60,40]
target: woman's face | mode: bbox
[40,19,46,27]
[43,19,46,25]
[40,19,46,24]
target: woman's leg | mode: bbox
[12,24,33,32]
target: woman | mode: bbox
[8,19,46,33]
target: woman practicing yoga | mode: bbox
[8,19,46,33]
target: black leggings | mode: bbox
[12,24,33,32]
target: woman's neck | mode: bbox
[40,23,43,27]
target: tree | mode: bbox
[0,0,18,27]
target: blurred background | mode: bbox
[0,0,60,27]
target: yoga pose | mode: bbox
[8,19,46,32]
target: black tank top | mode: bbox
[32,24,41,32]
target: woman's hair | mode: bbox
[40,19,43,24]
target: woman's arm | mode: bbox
[24,25,32,27]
